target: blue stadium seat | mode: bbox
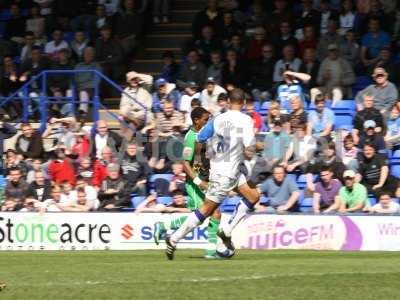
[335,114,353,129]
[157,196,173,205]
[286,173,297,182]
[352,76,373,96]
[259,101,270,116]
[0,10,11,21]
[220,196,241,212]
[296,174,308,189]
[254,101,261,112]
[391,149,400,159]
[259,195,269,205]
[390,165,400,179]
[131,196,146,208]
[333,100,356,111]
[368,197,377,206]
[149,173,174,193]
[299,196,313,213]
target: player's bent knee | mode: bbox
[200,199,220,217]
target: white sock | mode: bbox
[222,200,253,237]
[170,212,203,244]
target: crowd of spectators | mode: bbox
[1,0,400,214]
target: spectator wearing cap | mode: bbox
[48,145,76,186]
[159,51,180,83]
[357,120,386,153]
[15,123,44,159]
[338,169,368,213]
[361,17,391,68]
[352,94,384,145]
[91,120,122,159]
[200,77,227,115]
[355,67,398,114]
[206,51,224,85]
[276,70,310,112]
[307,95,335,140]
[95,25,124,82]
[152,78,181,113]
[178,81,200,114]
[44,29,70,62]
[316,18,344,61]
[273,44,302,84]
[120,71,153,130]
[357,143,400,198]
[312,43,355,105]
[312,166,342,214]
[177,50,207,89]
[73,47,102,118]
[369,47,398,86]
[249,44,275,103]
[98,163,131,210]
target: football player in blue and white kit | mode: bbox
[165,89,260,260]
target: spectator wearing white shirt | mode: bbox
[179,81,200,113]
[339,0,355,35]
[200,77,227,115]
[44,29,69,62]
[364,192,400,214]
[273,45,302,83]
[281,124,317,172]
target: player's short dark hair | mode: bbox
[191,107,209,123]
[229,88,245,104]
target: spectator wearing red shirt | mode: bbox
[92,146,118,187]
[48,146,76,186]
[71,127,91,160]
[245,98,262,133]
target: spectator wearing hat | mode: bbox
[352,94,384,145]
[95,25,125,82]
[177,50,207,89]
[200,77,227,115]
[307,95,335,140]
[357,143,400,198]
[360,17,391,68]
[120,71,153,130]
[72,47,102,118]
[159,51,180,83]
[368,47,398,85]
[276,70,310,112]
[98,163,131,210]
[355,67,398,114]
[312,166,342,214]
[48,145,76,186]
[338,169,368,213]
[357,120,386,153]
[311,43,355,106]
[178,81,200,114]
[152,78,181,113]
[15,123,44,159]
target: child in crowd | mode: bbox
[364,192,400,214]
[341,134,359,171]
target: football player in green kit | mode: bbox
[153,106,221,258]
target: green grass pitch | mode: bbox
[0,250,399,300]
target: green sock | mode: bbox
[206,217,220,255]
[170,216,188,230]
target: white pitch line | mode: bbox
[8,270,400,287]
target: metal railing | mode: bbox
[0,69,145,133]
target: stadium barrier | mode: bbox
[0,213,399,251]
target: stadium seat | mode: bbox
[334,114,353,129]
[333,100,356,111]
[0,10,11,21]
[131,196,146,208]
[259,196,269,205]
[220,196,241,212]
[149,173,174,195]
[157,196,173,205]
[391,149,400,159]
[390,165,400,179]
[368,197,377,206]
[259,101,270,116]
[299,196,313,213]
[254,101,261,112]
